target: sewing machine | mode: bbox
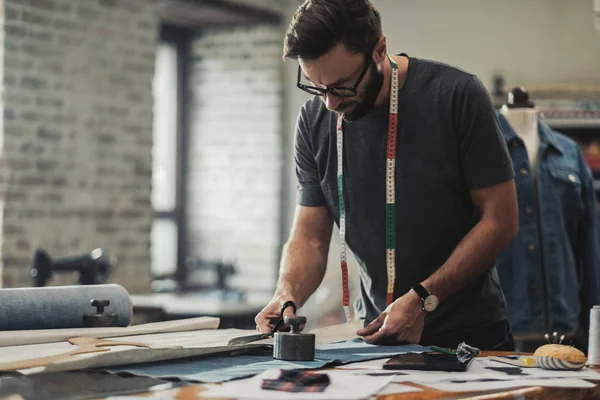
[151,257,245,300]
[30,248,114,287]
[133,257,259,328]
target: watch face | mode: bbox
[423,295,439,312]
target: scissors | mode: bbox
[227,301,296,346]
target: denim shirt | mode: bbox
[496,113,600,336]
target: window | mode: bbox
[150,28,189,281]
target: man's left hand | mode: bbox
[356,290,425,344]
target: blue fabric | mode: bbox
[105,340,429,383]
[496,113,600,335]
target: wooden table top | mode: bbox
[101,351,600,400]
[145,383,599,400]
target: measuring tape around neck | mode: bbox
[336,56,399,322]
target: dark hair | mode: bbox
[283,0,382,60]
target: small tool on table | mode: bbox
[273,315,315,361]
[227,300,297,346]
[227,301,316,361]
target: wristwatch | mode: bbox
[412,283,439,312]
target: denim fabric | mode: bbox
[105,340,430,383]
[496,113,600,337]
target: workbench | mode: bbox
[1,316,599,400]
[137,383,598,400]
[95,351,600,400]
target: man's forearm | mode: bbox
[274,237,329,308]
[422,217,517,301]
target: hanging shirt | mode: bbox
[496,113,600,336]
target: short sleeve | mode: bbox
[295,106,327,206]
[456,76,514,190]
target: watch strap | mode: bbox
[412,283,430,302]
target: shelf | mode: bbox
[544,119,600,129]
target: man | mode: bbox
[256,0,519,350]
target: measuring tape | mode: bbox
[336,57,400,322]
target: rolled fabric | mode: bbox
[0,284,132,330]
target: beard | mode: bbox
[339,60,384,122]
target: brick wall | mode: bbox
[230,0,285,14]
[0,0,160,292]
[187,25,283,294]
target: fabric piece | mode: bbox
[0,284,132,330]
[0,371,177,400]
[104,340,429,383]
[496,113,600,338]
[2,328,265,374]
[42,344,271,374]
[0,317,220,348]
[261,370,330,392]
[293,53,512,338]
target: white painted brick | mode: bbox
[187,25,283,299]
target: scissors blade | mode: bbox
[227,332,273,346]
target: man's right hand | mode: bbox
[254,205,332,334]
[255,296,298,333]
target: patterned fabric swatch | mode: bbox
[261,369,330,392]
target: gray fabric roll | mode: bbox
[0,284,132,330]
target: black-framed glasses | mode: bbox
[296,48,374,98]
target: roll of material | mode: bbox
[588,305,600,365]
[0,284,133,331]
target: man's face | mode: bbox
[299,43,384,122]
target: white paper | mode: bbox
[113,328,257,348]
[336,357,600,384]
[198,368,394,399]
[421,378,596,392]
[388,358,600,383]
[309,320,365,345]
[476,358,600,380]
[337,356,492,380]
[0,328,272,375]
[0,341,76,363]
[374,383,423,396]
[106,397,175,400]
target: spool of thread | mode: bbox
[0,284,132,331]
[588,305,600,365]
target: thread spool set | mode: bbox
[530,305,600,370]
[588,305,600,366]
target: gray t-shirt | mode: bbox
[294,54,514,340]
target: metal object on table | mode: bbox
[273,316,315,361]
[226,300,295,346]
[227,332,273,346]
[83,299,118,327]
[31,248,114,287]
